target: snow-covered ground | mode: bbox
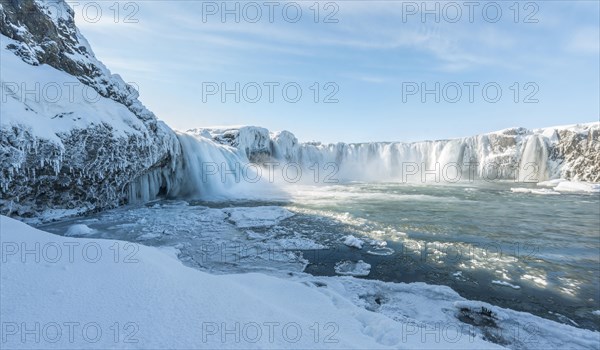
[2,215,599,349]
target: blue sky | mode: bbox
[75,0,599,143]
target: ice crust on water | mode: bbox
[334,260,372,276]
[511,180,600,195]
[224,206,295,228]
[3,212,600,349]
[510,188,561,195]
[553,181,600,193]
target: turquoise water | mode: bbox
[286,181,600,330]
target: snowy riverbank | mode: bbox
[2,215,598,349]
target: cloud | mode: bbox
[567,27,600,54]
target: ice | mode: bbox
[491,280,521,290]
[224,206,295,228]
[366,239,394,255]
[553,181,600,193]
[510,188,561,195]
[537,179,566,187]
[334,260,372,276]
[343,235,365,249]
[4,216,600,349]
[0,215,499,349]
[366,247,395,256]
[64,224,96,236]
[206,122,600,184]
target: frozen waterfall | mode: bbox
[126,123,600,203]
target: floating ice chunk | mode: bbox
[64,224,96,237]
[366,240,393,255]
[274,238,327,250]
[343,235,364,249]
[224,206,294,228]
[592,310,600,316]
[510,188,560,195]
[366,247,394,256]
[370,239,387,248]
[453,271,463,277]
[334,260,371,276]
[553,181,600,193]
[492,280,521,290]
[511,188,530,193]
[537,179,565,187]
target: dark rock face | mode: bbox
[0,0,181,219]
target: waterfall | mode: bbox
[168,133,284,200]
[272,131,555,184]
[126,125,571,203]
[518,135,550,182]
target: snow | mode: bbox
[510,188,561,195]
[64,224,96,237]
[334,260,371,277]
[491,280,521,290]
[3,217,600,349]
[225,206,295,228]
[553,181,600,193]
[536,179,565,187]
[2,215,508,349]
[511,180,600,195]
[342,235,365,249]
[0,35,147,144]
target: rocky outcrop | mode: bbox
[0,0,181,218]
[552,127,600,182]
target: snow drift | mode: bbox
[3,215,599,349]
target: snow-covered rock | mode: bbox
[187,126,272,162]
[0,0,181,218]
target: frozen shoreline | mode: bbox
[3,215,599,349]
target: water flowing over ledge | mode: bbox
[124,123,599,205]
